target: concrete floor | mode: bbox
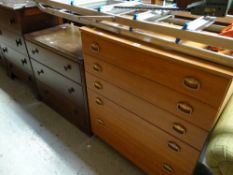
[0,66,144,175]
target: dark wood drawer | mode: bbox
[1,44,32,75]
[0,28,27,55]
[81,27,232,108]
[88,90,199,175]
[84,55,217,131]
[0,8,21,34]
[32,59,84,106]
[27,41,82,84]
[86,72,208,150]
[37,81,91,135]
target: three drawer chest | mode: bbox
[25,24,91,135]
[80,27,233,175]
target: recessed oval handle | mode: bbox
[93,63,102,72]
[96,97,104,105]
[94,81,103,90]
[163,163,174,174]
[96,119,105,126]
[183,77,200,91]
[90,43,100,53]
[177,102,193,115]
[172,123,186,135]
[168,141,181,152]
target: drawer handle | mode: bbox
[15,39,22,47]
[32,48,39,55]
[93,63,102,72]
[163,163,174,174]
[96,97,104,105]
[21,58,27,65]
[172,123,186,135]
[177,102,193,115]
[37,69,44,75]
[68,87,75,94]
[94,81,103,90]
[183,77,200,91]
[2,47,8,53]
[64,64,72,71]
[9,18,16,24]
[96,119,105,126]
[168,141,181,152]
[90,43,100,53]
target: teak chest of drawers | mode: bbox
[80,27,233,175]
[0,3,59,83]
[25,24,91,135]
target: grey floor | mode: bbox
[0,66,144,175]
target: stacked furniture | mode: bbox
[80,27,233,175]
[25,24,91,135]
[0,0,60,83]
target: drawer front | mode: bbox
[37,81,91,135]
[26,41,82,84]
[81,30,230,107]
[84,56,217,131]
[1,44,32,75]
[0,28,27,55]
[88,90,199,175]
[0,9,21,34]
[31,59,84,106]
[86,72,208,150]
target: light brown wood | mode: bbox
[88,90,198,175]
[86,72,208,150]
[81,27,232,108]
[84,55,217,131]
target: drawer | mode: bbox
[0,9,21,34]
[84,56,217,131]
[37,81,91,135]
[81,28,231,108]
[88,90,199,175]
[26,41,82,84]
[86,72,208,150]
[31,59,84,106]
[0,28,27,55]
[1,44,32,75]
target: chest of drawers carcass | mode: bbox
[80,27,233,175]
[0,1,60,83]
[25,24,91,135]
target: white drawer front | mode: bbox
[26,41,82,84]
[31,59,83,105]
[0,28,27,55]
[1,44,32,74]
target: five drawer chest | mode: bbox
[80,27,233,175]
[25,24,91,135]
